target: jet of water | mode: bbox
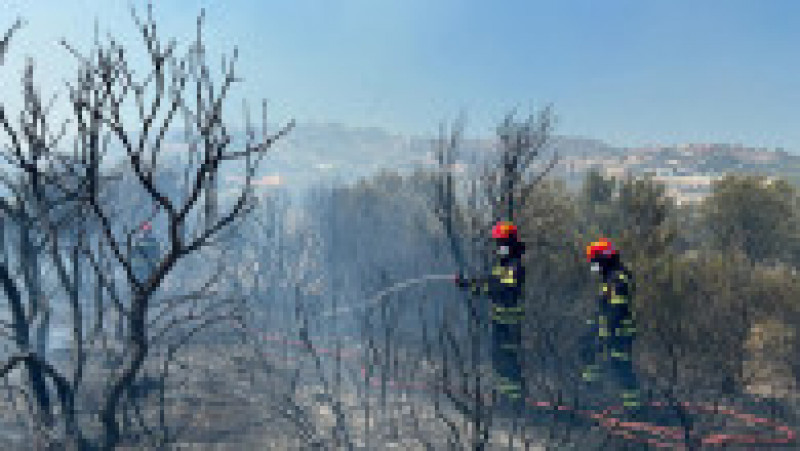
[322,273,456,319]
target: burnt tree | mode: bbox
[1,3,294,449]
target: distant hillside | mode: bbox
[566,143,800,203]
[212,123,612,191]
[155,124,800,198]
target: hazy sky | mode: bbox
[2,0,800,150]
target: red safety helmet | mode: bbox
[586,238,618,262]
[491,221,517,240]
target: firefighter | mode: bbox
[455,221,526,410]
[582,238,640,411]
[132,221,161,283]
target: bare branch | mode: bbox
[0,18,24,65]
[518,150,560,202]
[82,244,129,318]
[219,119,296,161]
[147,261,225,330]
[0,353,30,379]
[108,110,177,218]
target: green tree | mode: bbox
[582,168,616,205]
[579,169,618,238]
[517,179,589,375]
[703,175,799,264]
[615,175,678,263]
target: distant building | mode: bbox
[651,174,724,204]
[602,166,627,178]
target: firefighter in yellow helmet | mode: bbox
[583,238,641,411]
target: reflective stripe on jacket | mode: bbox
[597,267,636,339]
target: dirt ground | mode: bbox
[0,341,796,450]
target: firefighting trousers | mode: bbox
[582,332,640,407]
[603,337,638,391]
[491,315,523,404]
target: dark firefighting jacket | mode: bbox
[461,257,525,325]
[595,266,637,348]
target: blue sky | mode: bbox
[2,0,800,150]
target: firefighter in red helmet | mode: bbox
[455,220,526,412]
[132,221,161,283]
[583,238,640,411]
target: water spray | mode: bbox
[322,273,455,319]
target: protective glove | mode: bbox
[453,273,468,289]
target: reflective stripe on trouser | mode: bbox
[608,346,639,406]
[621,390,641,408]
[582,335,640,407]
[495,374,523,399]
[491,304,525,325]
[582,360,640,408]
[492,319,523,403]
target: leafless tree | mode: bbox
[0,17,100,449]
[1,2,294,448]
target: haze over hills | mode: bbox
[80,123,800,204]
[193,123,799,198]
[200,124,614,192]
